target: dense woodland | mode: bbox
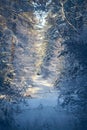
[0,0,87,130]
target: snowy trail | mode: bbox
[14,75,75,130]
[0,1,87,130]
[23,74,58,108]
[10,2,77,129]
[13,1,63,114]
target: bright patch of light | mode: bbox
[0,94,6,99]
[32,75,53,87]
[34,10,47,29]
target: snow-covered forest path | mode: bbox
[12,3,63,102]
[12,3,69,129]
[0,0,87,130]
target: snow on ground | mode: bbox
[13,75,76,130]
[10,4,77,129]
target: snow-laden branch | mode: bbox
[60,1,78,33]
